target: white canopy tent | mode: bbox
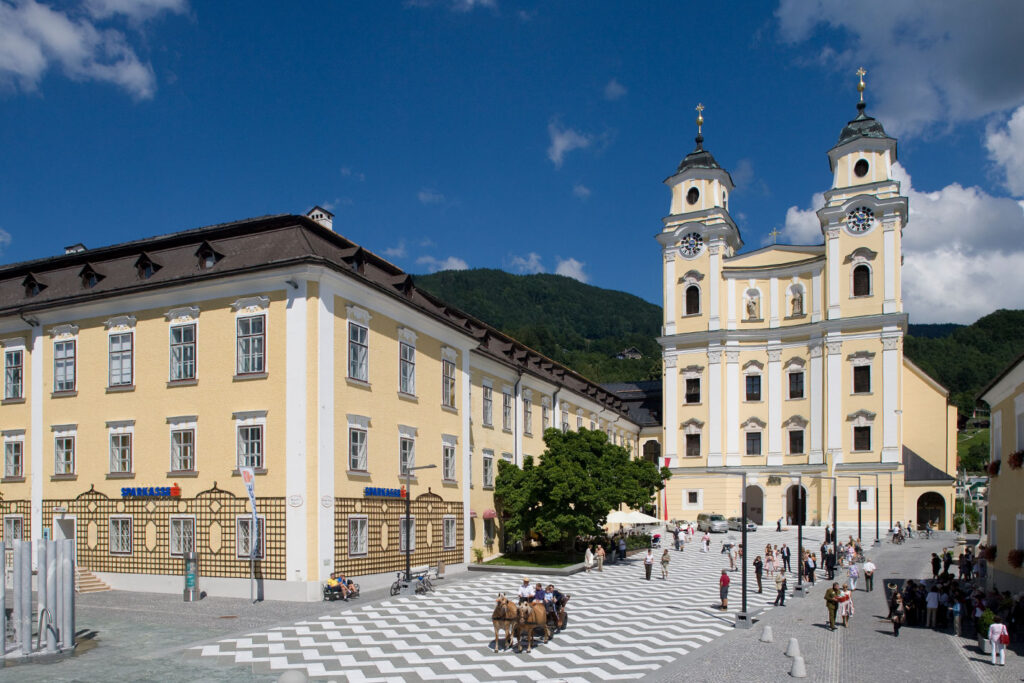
[606,509,662,526]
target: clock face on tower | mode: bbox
[846,206,875,233]
[679,232,704,257]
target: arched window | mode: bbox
[852,264,871,297]
[685,285,700,315]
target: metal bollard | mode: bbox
[0,541,6,654]
[45,541,58,653]
[37,542,48,651]
[19,540,32,655]
[62,538,74,650]
[12,540,21,653]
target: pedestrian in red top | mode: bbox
[719,570,730,610]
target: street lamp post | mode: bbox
[706,469,750,625]
[801,473,837,595]
[403,464,437,584]
[836,474,864,541]
[788,473,805,593]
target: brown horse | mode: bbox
[515,602,550,653]
[491,593,517,652]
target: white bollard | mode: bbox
[760,625,774,642]
[0,541,6,654]
[37,542,48,650]
[785,637,801,658]
[11,540,21,652]
[278,670,310,683]
[55,541,64,649]
[45,541,58,653]
[19,540,32,655]
[790,654,807,678]
[62,539,75,650]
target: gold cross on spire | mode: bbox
[696,103,704,135]
[856,67,867,102]
[768,226,782,244]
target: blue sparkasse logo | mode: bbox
[363,487,406,498]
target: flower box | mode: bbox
[985,545,997,562]
[1008,549,1024,569]
[988,460,1001,476]
[1008,450,1024,470]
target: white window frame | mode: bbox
[169,516,196,557]
[442,434,457,482]
[849,352,874,395]
[785,358,806,400]
[848,410,875,453]
[850,262,873,298]
[169,322,197,382]
[683,283,701,316]
[682,489,704,510]
[52,424,76,475]
[741,417,765,456]
[346,305,371,382]
[53,334,77,393]
[349,515,368,557]
[441,347,457,409]
[234,410,267,470]
[502,388,513,431]
[108,330,134,387]
[3,430,24,478]
[443,516,456,550]
[523,392,533,436]
[4,340,24,400]
[236,515,265,559]
[398,327,416,396]
[347,413,370,473]
[482,449,494,488]
[743,360,763,402]
[3,514,24,542]
[682,418,703,458]
[482,382,493,426]
[232,297,270,377]
[108,420,134,474]
[109,516,133,555]
[168,415,198,473]
[847,486,876,510]
[542,398,551,431]
[398,426,416,477]
[399,517,415,552]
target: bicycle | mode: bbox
[414,573,434,594]
[389,572,404,596]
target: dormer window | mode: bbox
[135,253,161,280]
[196,242,223,270]
[80,265,104,289]
[22,274,45,298]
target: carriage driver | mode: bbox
[518,577,535,604]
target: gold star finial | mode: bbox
[856,67,867,103]
[768,227,782,244]
[696,103,704,135]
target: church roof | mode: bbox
[833,102,894,150]
[601,381,662,428]
[676,146,723,174]
[902,445,955,484]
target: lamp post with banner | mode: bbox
[402,464,437,587]
[239,466,258,603]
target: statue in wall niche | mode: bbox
[792,290,803,316]
[746,296,759,320]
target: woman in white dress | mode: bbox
[584,545,594,573]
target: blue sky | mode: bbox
[2,1,1024,323]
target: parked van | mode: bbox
[697,513,729,533]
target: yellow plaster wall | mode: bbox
[902,359,954,475]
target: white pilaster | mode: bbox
[827,227,841,320]
[727,278,737,330]
[514,380,524,466]
[809,341,824,464]
[285,280,308,582]
[826,339,843,465]
[767,346,782,466]
[769,276,780,328]
[461,350,472,564]
[708,347,723,467]
[812,270,823,323]
[883,220,898,313]
[316,284,335,580]
[882,333,901,463]
[725,347,740,466]
[663,354,678,466]
[664,252,677,335]
[709,243,721,331]
[30,324,42,546]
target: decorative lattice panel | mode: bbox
[334,491,463,577]
[41,484,285,580]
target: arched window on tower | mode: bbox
[685,285,700,315]
[852,264,871,297]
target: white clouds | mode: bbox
[0,227,12,253]
[405,0,495,11]
[0,0,184,99]
[554,257,587,283]
[780,162,1024,322]
[509,252,544,274]
[416,255,469,273]
[547,120,592,168]
[340,166,366,182]
[417,188,445,205]
[572,183,591,199]
[383,240,407,259]
[986,105,1024,197]
[603,78,627,101]
[775,0,1024,137]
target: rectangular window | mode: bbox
[745,431,762,456]
[688,491,699,504]
[4,441,23,478]
[236,516,265,559]
[482,386,493,426]
[54,436,74,475]
[468,450,473,487]
[502,391,512,431]
[523,400,533,435]
[237,425,264,469]
[852,365,871,394]
[399,342,415,395]
[789,430,805,455]
[349,428,367,472]
[993,412,1003,461]
[590,419,596,430]
[3,516,23,541]
[54,340,76,392]
[745,375,761,401]
[109,433,132,473]
[108,332,133,387]
[349,516,368,557]
[399,437,414,477]
[1015,517,1024,551]
[853,425,871,451]
[443,517,456,550]
[169,324,196,381]
[5,349,23,399]
[577,414,583,430]
[542,405,550,430]
[109,517,132,555]
[483,451,494,488]
[347,322,368,381]
[237,315,266,375]
[399,517,415,552]
[169,517,195,557]
[442,443,456,481]
[685,433,701,457]
[170,429,195,472]
[685,378,701,404]
[788,372,805,399]
[442,359,456,408]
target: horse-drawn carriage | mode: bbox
[491,592,569,653]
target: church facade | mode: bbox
[653,90,956,532]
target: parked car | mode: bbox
[697,513,729,533]
[728,517,758,532]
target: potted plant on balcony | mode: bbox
[987,460,1001,476]
[1008,450,1024,470]
[1008,549,1024,569]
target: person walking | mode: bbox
[863,558,876,592]
[952,595,963,637]
[848,562,859,592]
[774,570,787,606]
[931,553,941,580]
[595,544,605,572]
[644,548,654,580]
[989,615,1009,666]
[824,583,840,631]
[804,552,817,585]
[719,570,730,610]
[838,583,854,627]
[728,545,737,571]
[584,544,594,573]
[661,549,671,580]
[892,594,906,636]
[776,516,783,532]
[673,526,681,551]
[701,532,711,553]
[618,536,627,562]
[754,555,764,593]
[781,544,791,573]
[926,585,939,628]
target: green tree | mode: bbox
[960,441,989,473]
[954,499,981,533]
[495,428,670,550]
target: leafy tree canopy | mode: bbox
[495,428,670,548]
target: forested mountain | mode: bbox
[414,270,1024,416]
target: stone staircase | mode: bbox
[75,568,112,593]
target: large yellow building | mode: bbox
[979,353,1024,593]
[0,210,640,600]
[653,94,956,532]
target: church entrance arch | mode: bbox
[917,492,946,530]
[745,485,764,525]
[786,485,807,526]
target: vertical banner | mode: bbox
[239,467,258,602]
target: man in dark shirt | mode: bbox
[824,583,840,631]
